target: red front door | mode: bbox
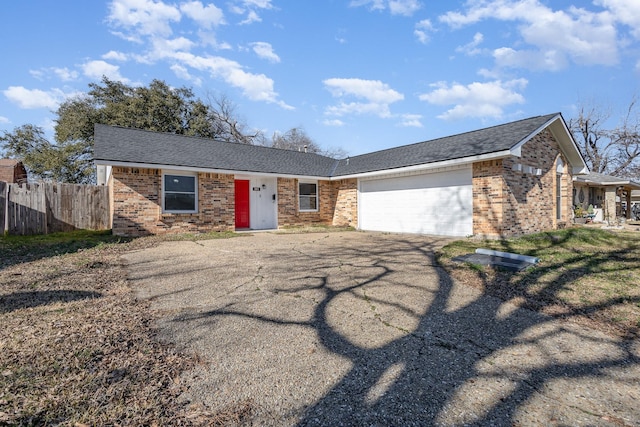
[235,180,250,228]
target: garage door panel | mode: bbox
[359,169,473,237]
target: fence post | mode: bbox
[1,181,7,234]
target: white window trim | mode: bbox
[298,179,319,212]
[162,171,198,214]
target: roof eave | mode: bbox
[94,160,331,181]
[333,149,513,180]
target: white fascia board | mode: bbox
[575,177,640,189]
[549,116,589,172]
[509,114,588,174]
[333,149,513,180]
[94,160,329,181]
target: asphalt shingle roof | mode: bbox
[94,113,560,178]
[332,113,559,176]
[94,124,337,177]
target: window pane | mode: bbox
[165,175,195,192]
[300,195,317,210]
[299,183,317,196]
[165,193,196,211]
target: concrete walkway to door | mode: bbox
[123,232,640,426]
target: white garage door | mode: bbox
[359,168,473,237]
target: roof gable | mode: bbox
[94,112,587,179]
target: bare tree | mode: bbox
[205,93,263,144]
[269,127,348,158]
[569,98,640,179]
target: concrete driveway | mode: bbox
[123,232,640,426]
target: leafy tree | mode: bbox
[569,99,640,179]
[2,78,265,183]
[2,77,345,183]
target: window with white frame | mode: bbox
[299,180,318,212]
[163,173,197,213]
[556,158,564,220]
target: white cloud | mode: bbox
[414,19,433,44]
[28,67,79,82]
[104,0,289,108]
[399,113,423,127]
[251,42,280,63]
[170,63,202,85]
[102,50,129,61]
[456,32,484,56]
[82,60,130,83]
[477,67,501,79]
[323,78,406,122]
[172,51,292,108]
[180,1,224,29]
[350,0,385,12]
[324,78,404,104]
[108,0,181,38]
[389,0,421,16]
[323,119,345,127]
[439,0,619,70]
[3,86,65,109]
[239,10,261,24]
[493,47,568,71]
[419,79,528,120]
[149,36,195,59]
[29,70,46,81]
[325,101,393,118]
[350,0,420,16]
[0,116,9,124]
[596,0,640,38]
[231,0,273,25]
[52,67,79,81]
[243,0,273,8]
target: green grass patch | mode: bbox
[438,227,640,337]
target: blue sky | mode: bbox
[1,0,639,157]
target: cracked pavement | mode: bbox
[123,231,640,426]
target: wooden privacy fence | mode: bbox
[0,181,110,235]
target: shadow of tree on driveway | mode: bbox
[154,233,639,426]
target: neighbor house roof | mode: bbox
[0,159,28,183]
[94,112,587,179]
[574,172,640,189]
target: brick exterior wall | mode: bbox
[276,178,357,228]
[111,167,235,236]
[472,129,573,238]
[332,179,358,227]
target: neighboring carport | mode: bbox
[574,172,640,222]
